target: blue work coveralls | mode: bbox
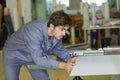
[3,20,72,80]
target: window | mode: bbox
[82,0,107,6]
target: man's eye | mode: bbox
[61,28,64,31]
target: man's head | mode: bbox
[47,11,72,39]
[47,11,72,27]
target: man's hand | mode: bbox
[68,57,79,63]
[58,62,75,72]
[58,57,79,72]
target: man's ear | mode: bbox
[49,24,55,30]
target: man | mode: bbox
[3,11,78,80]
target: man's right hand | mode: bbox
[58,62,75,72]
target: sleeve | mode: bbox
[23,25,59,69]
[53,39,72,62]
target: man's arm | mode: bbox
[53,39,72,62]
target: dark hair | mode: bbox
[47,11,72,27]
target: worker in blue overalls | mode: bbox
[3,11,78,80]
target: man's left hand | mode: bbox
[68,57,79,63]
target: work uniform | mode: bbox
[3,20,72,80]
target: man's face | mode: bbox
[52,26,69,39]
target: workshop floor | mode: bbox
[0,51,110,80]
